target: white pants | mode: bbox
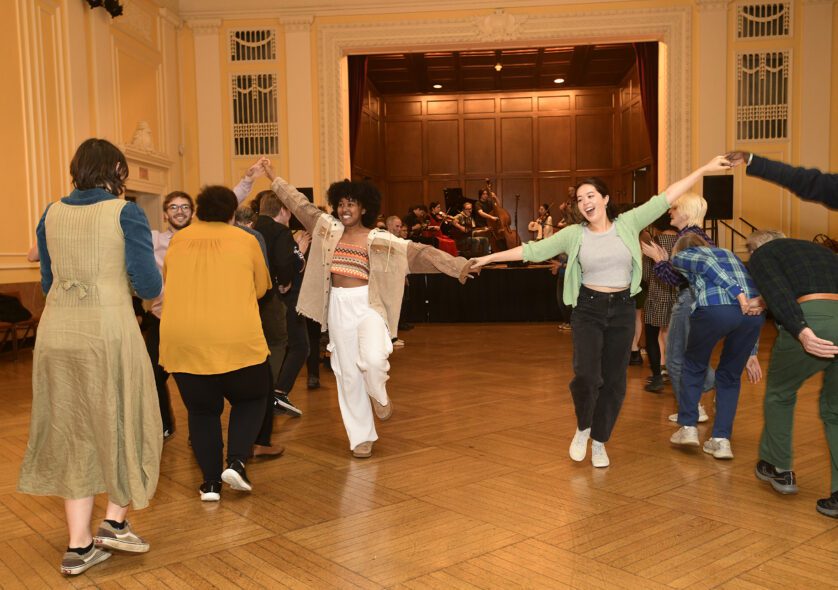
[327,286,393,450]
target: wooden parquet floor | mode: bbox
[1,322,836,589]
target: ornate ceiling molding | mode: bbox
[694,0,729,12]
[315,6,692,192]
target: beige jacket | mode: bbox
[271,178,474,336]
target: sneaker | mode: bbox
[670,426,699,446]
[629,350,643,365]
[754,460,798,494]
[668,404,709,424]
[200,480,222,502]
[307,376,320,390]
[221,459,252,492]
[93,520,149,553]
[644,375,664,393]
[163,428,174,442]
[60,545,111,575]
[569,428,591,462]
[392,339,405,348]
[372,397,393,421]
[703,437,734,459]
[591,441,610,468]
[557,322,572,331]
[352,441,374,458]
[816,491,838,518]
[273,392,303,417]
[661,367,668,377]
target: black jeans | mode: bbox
[570,286,636,442]
[306,318,321,379]
[173,360,270,482]
[143,314,173,433]
[275,294,309,394]
[645,324,662,376]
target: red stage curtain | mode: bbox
[347,55,368,166]
[634,42,658,194]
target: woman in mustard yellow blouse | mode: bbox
[160,186,272,502]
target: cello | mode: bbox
[484,180,522,251]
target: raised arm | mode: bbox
[263,162,326,234]
[728,151,837,209]
[661,155,731,206]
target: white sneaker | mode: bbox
[591,441,610,468]
[670,426,700,446]
[569,428,590,462]
[392,339,405,348]
[668,404,709,424]
[703,437,733,459]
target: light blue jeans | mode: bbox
[666,288,715,408]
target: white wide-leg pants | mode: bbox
[327,286,393,450]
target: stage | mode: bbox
[404,263,563,323]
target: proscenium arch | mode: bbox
[315,6,691,194]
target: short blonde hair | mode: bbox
[672,192,708,227]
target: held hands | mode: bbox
[245,157,271,179]
[470,255,493,270]
[465,258,482,279]
[745,355,763,384]
[704,155,733,173]
[798,328,838,358]
[724,151,751,168]
[746,296,766,315]
[261,159,276,181]
[641,240,668,263]
[736,293,750,315]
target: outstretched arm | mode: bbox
[662,155,731,206]
[727,151,837,209]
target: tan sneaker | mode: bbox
[670,426,700,447]
[93,520,149,553]
[703,437,734,459]
[60,545,111,575]
[352,441,374,458]
[372,398,393,421]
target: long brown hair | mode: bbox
[672,233,709,257]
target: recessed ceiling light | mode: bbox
[494,63,503,72]
[432,84,442,89]
[554,78,565,84]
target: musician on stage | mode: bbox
[527,203,554,240]
[475,186,499,227]
[403,204,434,245]
[451,202,489,258]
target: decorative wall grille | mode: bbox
[736,3,791,39]
[229,29,276,62]
[231,74,279,156]
[736,51,789,141]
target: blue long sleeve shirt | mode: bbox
[37,188,162,299]
[671,246,758,307]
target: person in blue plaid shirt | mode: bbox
[669,234,765,459]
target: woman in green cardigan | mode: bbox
[472,156,730,468]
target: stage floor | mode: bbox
[0,322,835,588]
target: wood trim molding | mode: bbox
[315,6,691,193]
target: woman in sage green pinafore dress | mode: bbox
[18,138,163,575]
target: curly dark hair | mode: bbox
[196,185,238,222]
[70,138,128,196]
[573,177,615,222]
[326,179,381,228]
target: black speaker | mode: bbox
[290,187,314,231]
[703,175,733,220]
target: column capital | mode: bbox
[695,0,728,12]
[280,16,314,32]
[186,18,221,35]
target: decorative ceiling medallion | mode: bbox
[474,10,526,42]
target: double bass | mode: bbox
[483,180,522,251]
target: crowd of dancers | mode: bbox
[16,138,838,575]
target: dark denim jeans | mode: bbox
[570,285,636,442]
[677,305,764,438]
[275,294,310,394]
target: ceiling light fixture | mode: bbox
[432,84,443,89]
[494,63,503,72]
[553,78,565,84]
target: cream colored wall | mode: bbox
[1,0,194,285]
[5,0,837,284]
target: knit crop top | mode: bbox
[331,241,370,281]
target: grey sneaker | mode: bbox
[755,460,798,494]
[94,520,149,553]
[61,545,111,575]
[670,426,700,446]
[703,437,734,459]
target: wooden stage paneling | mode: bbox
[0,322,835,588]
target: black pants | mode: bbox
[275,294,309,394]
[306,318,321,379]
[570,286,635,442]
[644,324,662,376]
[173,360,270,482]
[143,314,173,433]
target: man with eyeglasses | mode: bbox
[144,159,268,440]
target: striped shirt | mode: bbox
[672,246,758,307]
[331,241,370,281]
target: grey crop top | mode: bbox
[578,224,632,288]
